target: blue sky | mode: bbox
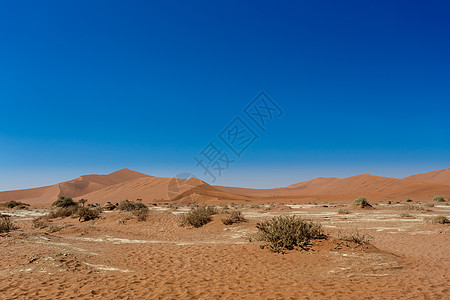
[1,0,449,190]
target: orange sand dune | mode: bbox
[404,168,450,186]
[0,169,150,206]
[216,171,450,202]
[74,176,256,205]
[2,168,450,206]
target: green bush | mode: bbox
[222,211,246,225]
[255,215,324,253]
[0,214,18,233]
[4,201,30,209]
[405,198,412,202]
[352,197,372,208]
[52,196,77,208]
[178,205,218,228]
[433,195,445,202]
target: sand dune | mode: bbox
[216,170,450,202]
[74,176,256,205]
[0,169,150,206]
[2,168,450,206]
[404,168,450,186]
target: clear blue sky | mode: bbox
[1,0,449,190]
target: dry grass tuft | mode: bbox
[338,230,373,245]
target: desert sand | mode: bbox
[0,169,449,299]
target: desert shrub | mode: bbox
[76,207,101,222]
[48,206,78,219]
[397,204,424,211]
[118,200,147,211]
[352,197,372,208]
[117,200,149,221]
[338,230,373,245]
[102,202,117,210]
[399,213,414,218]
[32,216,50,229]
[132,205,149,221]
[338,208,350,214]
[178,205,218,228]
[424,215,449,224]
[4,201,30,209]
[0,214,18,233]
[52,196,77,208]
[405,198,412,202]
[222,211,246,225]
[78,198,88,207]
[433,195,445,202]
[255,215,324,253]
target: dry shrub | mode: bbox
[338,230,373,245]
[433,195,445,202]
[249,204,261,209]
[47,206,101,222]
[32,216,50,229]
[52,196,77,208]
[178,205,218,228]
[4,201,30,209]
[399,213,414,218]
[132,206,149,221]
[397,204,425,211]
[0,214,18,233]
[222,211,246,225]
[118,200,147,211]
[352,197,372,208]
[255,215,324,253]
[118,200,149,221]
[48,206,78,219]
[338,208,350,214]
[76,207,101,222]
[103,202,117,210]
[424,215,449,224]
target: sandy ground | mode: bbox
[0,202,449,299]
